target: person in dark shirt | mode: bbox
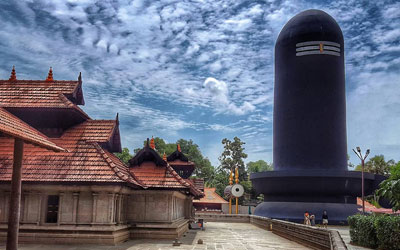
[322,210,328,228]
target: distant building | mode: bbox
[0,67,203,244]
[193,187,228,213]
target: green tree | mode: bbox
[247,160,273,173]
[355,155,395,176]
[176,139,215,184]
[210,168,230,198]
[376,162,400,212]
[218,137,248,181]
[114,147,132,165]
[217,137,249,202]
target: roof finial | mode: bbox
[163,152,167,161]
[45,67,54,82]
[78,72,82,82]
[146,138,150,147]
[150,136,155,150]
[177,144,181,152]
[9,66,17,81]
[116,113,119,125]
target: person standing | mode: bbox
[322,210,328,228]
[304,211,311,226]
[310,214,316,226]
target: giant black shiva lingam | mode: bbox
[250,9,384,224]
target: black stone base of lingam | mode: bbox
[251,170,385,224]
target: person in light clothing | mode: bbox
[304,211,311,226]
[310,214,316,226]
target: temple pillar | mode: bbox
[36,193,42,225]
[22,191,29,223]
[57,192,65,226]
[72,192,79,224]
[117,194,123,224]
[92,192,98,223]
[107,193,115,223]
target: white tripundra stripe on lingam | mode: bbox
[296,41,341,57]
[296,41,340,47]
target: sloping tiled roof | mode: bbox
[0,119,142,187]
[0,107,65,152]
[129,143,204,197]
[193,187,228,204]
[0,80,83,107]
[186,178,205,192]
[61,120,117,143]
[130,161,189,188]
[129,162,203,197]
[0,80,88,118]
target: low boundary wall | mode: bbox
[196,214,347,250]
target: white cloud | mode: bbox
[347,72,400,162]
[203,77,256,115]
[1,0,399,165]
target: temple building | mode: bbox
[0,67,203,244]
[193,187,228,213]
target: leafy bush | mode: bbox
[375,215,400,250]
[348,214,378,248]
[348,214,400,250]
[376,162,400,212]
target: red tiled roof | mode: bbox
[0,107,65,152]
[129,142,204,197]
[130,161,189,189]
[60,120,117,143]
[0,80,88,118]
[130,162,203,197]
[193,187,228,204]
[0,80,81,107]
[0,119,141,186]
[186,178,205,191]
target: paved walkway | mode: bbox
[0,222,310,250]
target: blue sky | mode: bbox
[0,0,399,167]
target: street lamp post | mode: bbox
[352,147,370,214]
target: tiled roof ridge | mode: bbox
[0,80,79,84]
[58,93,90,119]
[92,142,145,188]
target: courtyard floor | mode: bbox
[0,222,310,250]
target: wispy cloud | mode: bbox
[0,0,399,166]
